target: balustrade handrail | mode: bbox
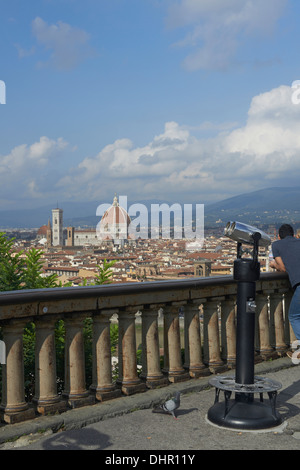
[0,271,289,308]
[0,271,292,426]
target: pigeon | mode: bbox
[152,391,181,419]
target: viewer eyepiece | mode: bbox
[224,221,271,247]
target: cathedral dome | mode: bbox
[99,195,131,241]
[101,195,131,226]
[37,225,48,237]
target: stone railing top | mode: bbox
[0,272,289,321]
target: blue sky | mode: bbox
[1,0,300,211]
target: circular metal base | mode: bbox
[208,375,283,431]
[209,375,282,394]
[207,399,283,430]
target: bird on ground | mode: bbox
[152,391,181,419]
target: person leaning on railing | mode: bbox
[270,224,300,357]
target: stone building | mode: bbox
[44,196,131,248]
[52,208,63,246]
[97,194,131,247]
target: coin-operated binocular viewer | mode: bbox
[207,222,283,430]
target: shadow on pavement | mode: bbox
[38,428,112,451]
[277,379,300,421]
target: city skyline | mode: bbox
[1,1,300,211]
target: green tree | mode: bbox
[0,232,120,399]
[22,248,59,289]
[0,232,25,291]
[0,233,60,291]
[80,258,116,286]
[94,258,117,285]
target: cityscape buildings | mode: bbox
[7,195,276,287]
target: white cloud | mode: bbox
[166,0,288,70]
[3,84,300,209]
[56,83,300,204]
[223,85,300,183]
[225,85,300,156]
[15,44,36,58]
[0,137,68,202]
[32,17,93,70]
[57,122,193,201]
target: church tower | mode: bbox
[67,227,75,247]
[46,218,52,247]
[194,260,212,277]
[52,208,63,246]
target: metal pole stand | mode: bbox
[207,235,283,430]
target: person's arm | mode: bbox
[270,256,286,272]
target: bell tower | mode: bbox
[52,208,63,246]
[46,218,52,247]
[194,260,212,277]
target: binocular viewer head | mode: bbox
[224,221,271,248]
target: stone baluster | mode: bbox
[0,321,35,424]
[90,310,121,401]
[63,314,94,408]
[117,307,147,395]
[162,302,189,383]
[220,297,236,367]
[33,317,67,415]
[269,292,287,353]
[183,301,208,377]
[140,304,168,388]
[203,298,224,371]
[256,292,273,357]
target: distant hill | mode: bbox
[204,186,300,227]
[0,187,299,229]
[0,198,171,229]
[0,201,100,229]
[206,187,300,212]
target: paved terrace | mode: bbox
[1,357,300,450]
[0,272,299,450]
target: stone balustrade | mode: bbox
[0,272,294,425]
